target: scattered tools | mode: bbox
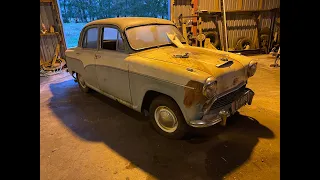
[270,46,280,67]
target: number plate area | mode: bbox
[231,92,249,113]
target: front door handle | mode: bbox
[94,54,101,59]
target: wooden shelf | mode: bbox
[40,0,52,3]
[40,32,59,36]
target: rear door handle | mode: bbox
[76,52,80,55]
[94,54,101,59]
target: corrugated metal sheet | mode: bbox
[262,0,280,10]
[260,11,272,29]
[172,5,192,23]
[225,0,238,11]
[241,0,259,11]
[40,4,55,30]
[172,0,279,50]
[40,34,60,62]
[202,21,217,30]
[40,1,65,63]
[174,0,191,5]
[199,0,220,12]
[226,13,257,49]
[197,0,280,12]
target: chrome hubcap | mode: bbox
[78,74,86,88]
[154,106,178,133]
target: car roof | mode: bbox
[84,17,175,31]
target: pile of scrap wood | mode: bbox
[40,43,66,76]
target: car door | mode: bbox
[76,25,99,89]
[95,26,131,103]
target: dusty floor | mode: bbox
[40,54,280,180]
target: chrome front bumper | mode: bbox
[189,88,254,128]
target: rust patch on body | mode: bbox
[184,80,206,108]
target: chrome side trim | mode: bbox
[68,56,196,90]
[130,71,196,90]
[85,83,137,111]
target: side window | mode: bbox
[102,27,124,51]
[82,27,98,49]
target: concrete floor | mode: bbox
[40,54,280,180]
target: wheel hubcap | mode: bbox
[154,106,178,133]
[78,74,87,88]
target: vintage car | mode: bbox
[65,17,257,139]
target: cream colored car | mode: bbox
[65,17,257,139]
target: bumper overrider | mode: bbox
[189,86,254,128]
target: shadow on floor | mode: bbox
[47,79,274,180]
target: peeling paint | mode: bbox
[184,80,206,108]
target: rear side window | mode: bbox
[82,27,98,49]
[101,27,124,51]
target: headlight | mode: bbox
[248,60,257,77]
[202,77,217,99]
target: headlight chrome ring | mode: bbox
[248,60,257,77]
[202,77,217,99]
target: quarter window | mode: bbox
[82,27,98,49]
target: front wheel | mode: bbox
[149,95,189,139]
[76,73,91,93]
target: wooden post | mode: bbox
[213,16,221,49]
[198,17,202,47]
[253,13,261,50]
[220,0,228,51]
[169,0,174,21]
[182,23,189,45]
[191,0,198,46]
[51,0,67,58]
[268,10,277,53]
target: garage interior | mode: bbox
[40,0,280,179]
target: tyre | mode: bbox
[149,95,189,139]
[235,37,252,50]
[76,73,91,93]
[204,31,220,48]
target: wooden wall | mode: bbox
[40,0,66,63]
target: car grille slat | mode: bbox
[211,85,246,110]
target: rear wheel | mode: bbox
[149,95,189,139]
[76,73,91,93]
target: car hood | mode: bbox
[135,46,249,76]
[133,46,252,93]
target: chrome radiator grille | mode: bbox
[211,85,246,110]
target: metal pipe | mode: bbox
[192,0,199,46]
[222,0,228,51]
[268,10,276,53]
[168,0,172,21]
